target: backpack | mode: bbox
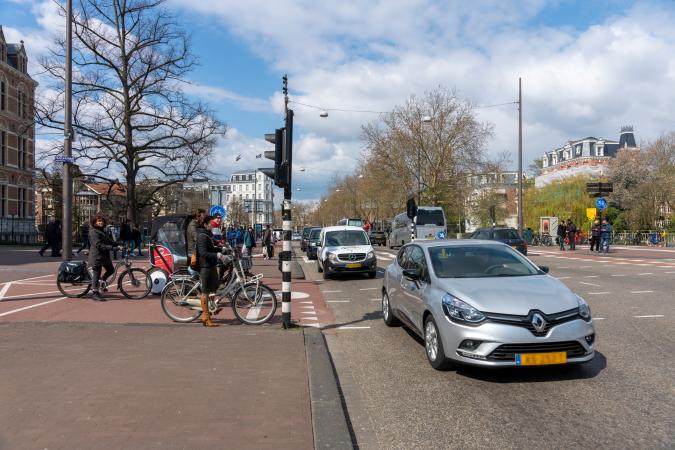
[57,261,88,283]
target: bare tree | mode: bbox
[37,0,225,222]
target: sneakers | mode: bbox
[91,291,106,302]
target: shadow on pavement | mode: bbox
[321,310,382,331]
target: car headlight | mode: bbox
[327,252,338,262]
[367,250,375,259]
[310,242,317,246]
[442,294,486,324]
[576,295,591,321]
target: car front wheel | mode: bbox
[424,315,453,370]
[382,291,400,327]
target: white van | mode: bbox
[389,207,447,248]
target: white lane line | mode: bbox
[0,282,12,301]
[638,273,654,276]
[1,289,63,300]
[665,271,675,274]
[583,275,599,278]
[587,292,610,295]
[593,317,606,320]
[636,264,651,266]
[634,315,664,318]
[0,296,68,317]
[556,276,571,280]
[557,266,569,269]
[300,301,313,304]
[579,266,592,269]
[327,300,350,303]
[657,266,673,268]
[301,306,315,309]
[338,326,371,329]
[631,290,654,294]
[580,281,601,287]
[323,290,342,293]
[0,274,54,287]
[611,274,626,277]
[359,287,378,291]
[303,323,322,328]
[301,311,317,315]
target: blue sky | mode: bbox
[3,0,675,204]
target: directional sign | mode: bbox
[437,230,447,239]
[54,155,75,164]
[210,205,226,218]
[596,197,608,210]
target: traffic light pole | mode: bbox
[280,108,293,329]
[62,0,73,261]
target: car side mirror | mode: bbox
[538,265,549,273]
[402,268,421,280]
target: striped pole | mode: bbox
[281,199,292,328]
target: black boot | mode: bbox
[91,291,106,302]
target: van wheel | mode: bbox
[317,260,323,273]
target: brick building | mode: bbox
[0,27,37,242]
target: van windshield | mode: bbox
[325,230,368,246]
[417,209,445,226]
[309,228,321,239]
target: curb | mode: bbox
[304,328,353,449]
[290,246,306,280]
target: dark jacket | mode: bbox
[601,223,612,239]
[120,223,132,241]
[196,228,221,269]
[88,226,117,266]
[557,224,566,237]
[187,219,198,257]
[567,223,577,234]
[243,230,253,248]
[81,223,90,242]
[46,221,60,243]
[262,228,271,245]
[591,224,601,237]
[132,227,141,243]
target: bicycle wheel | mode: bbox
[56,279,92,298]
[231,283,277,325]
[118,268,152,299]
[160,279,202,323]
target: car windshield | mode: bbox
[326,230,369,246]
[302,227,312,237]
[429,245,540,278]
[493,229,520,240]
[309,229,321,239]
[417,209,445,226]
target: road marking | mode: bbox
[631,290,654,294]
[301,306,315,309]
[300,301,313,304]
[583,275,599,278]
[638,273,654,276]
[657,266,673,268]
[580,281,601,287]
[1,289,63,300]
[0,296,67,317]
[0,282,12,301]
[556,276,571,280]
[593,317,605,320]
[634,315,663,318]
[303,323,322,328]
[587,292,610,295]
[579,266,592,269]
[359,287,378,291]
[611,274,626,277]
[338,326,371,329]
[302,256,310,263]
[323,290,342,293]
[302,316,319,321]
[557,266,569,269]
[0,274,54,287]
[665,271,675,274]
[327,300,350,303]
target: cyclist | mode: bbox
[196,215,230,327]
[89,214,120,302]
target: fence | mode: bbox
[0,217,38,244]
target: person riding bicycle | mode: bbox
[196,215,230,327]
[89,214,120,302]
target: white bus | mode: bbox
[389,207,447,248]
[336,218,364,227]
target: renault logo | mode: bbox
[531,313,546,333]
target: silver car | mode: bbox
[382,240,595,370]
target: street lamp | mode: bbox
[418,115,432,205]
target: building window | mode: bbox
[0,80,5,110]
[18,138,26,169]
[18,188,25,218]
[0,185,6,217]
[1,131,5,165]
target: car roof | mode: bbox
[322,226,366,232]
[473,226,517,231]
[408,239,511,249]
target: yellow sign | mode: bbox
[586,208,596,221]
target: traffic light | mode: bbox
[586,182,613,197]
[261,110,294,193]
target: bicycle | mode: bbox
[160,246,277,325]
[56,249,152,299]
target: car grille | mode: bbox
[484,308,580,337]
[338,253,366,262]
[487,341,587,361]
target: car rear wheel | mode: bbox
[382,291,400,327]
[316,260,323,273]
[424,315,453,370]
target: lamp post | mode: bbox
[419,115,432,205]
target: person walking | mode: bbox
[600,218,612,253]
[557,221,567,251]
[195,215,229,327]
[39,217,57,256]
[262,224,272,260]
[187,208,206,277]
[590,220,601,252]
[132,223,143,256]
[119,219,133,257]
[76,222,90,255]
[243,226,255,272]
[567,219,577,251]
[88,214,119,302]
[106,222,119,259]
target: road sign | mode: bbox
[54,155,75,164]
[437,230,447,239]
[596,198,608,210]
[586,208,597,220]
[210,205,225,218]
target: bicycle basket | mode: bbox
[57,261,88,282]
[240,257,252,271]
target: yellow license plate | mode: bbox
[345,263,361,269]
[516,352,567,366]
[426,234,435,239]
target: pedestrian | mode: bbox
[226,226,235,247]
[262,224,272,259]
[106,222,119,259]
[211,215,224,246]
[557,221,566,251]
[120,219,133,256]
[590,219,601,252]
[600,218,612,253]
[88,214,119,302]
[523,227,534,245]
[195,215,230,327]
[76,221,90,255]
[132,223,142,256]
[567,219,577,251]
[39,217,58,256]
[187,208,206,277]
[243,226,255,273]
[235,227,242,247]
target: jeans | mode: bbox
[92,260,115,293]
[559,236,565,250]
[600,237,610,253]
[568,232,576,250]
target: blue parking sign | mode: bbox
[437,231,447,239]
[210,205,226,218]
[596,198,608,210]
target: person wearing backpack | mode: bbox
[89,214,120,302]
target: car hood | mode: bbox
[323,245,373,254]
[436,275,578,315]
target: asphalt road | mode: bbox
[299,245,675,449]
